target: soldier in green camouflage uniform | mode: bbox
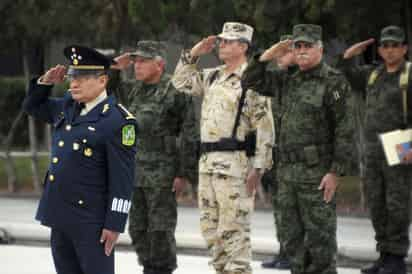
[242,24,353,274]
[339,26,411,274]
[261,34,293,271]
[112,41,198,274]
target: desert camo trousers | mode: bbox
[198,172,254,274]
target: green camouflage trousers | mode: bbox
[128,187,177,271]
[364,152,412,256]
[278,178,337,274]
[262,169,286,258]
[199,173,254,274]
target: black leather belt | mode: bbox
[199,139,247,154]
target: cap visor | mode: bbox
[130,50,154,59]
[217,34,242,40]
[380,37,403,43]
[293,36,317,44]
[67,68,104,76]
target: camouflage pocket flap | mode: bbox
[303,145,320,166]
[302,94,323,107]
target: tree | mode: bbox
[0,0,118,192]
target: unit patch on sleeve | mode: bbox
[122,125,136,146]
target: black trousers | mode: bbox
[51,225,114,274]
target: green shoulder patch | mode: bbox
[116,103,136,120]
[122,124,136,146]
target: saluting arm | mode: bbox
[241,53,284,97]
[23,65,67,123]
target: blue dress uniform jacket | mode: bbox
[23,78,137,233]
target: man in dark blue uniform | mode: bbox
[23,45,137,274]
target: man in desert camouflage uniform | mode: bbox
[113,41,198,274]
[242,24,353,274]
[172,22,274,274]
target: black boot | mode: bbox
[361,253,386,274]
[275,257,291,270]
[149,267,173,274]
[143,267,155,274]
[378,254,406,274]
[261,256,281,268]
[143,268,153,274]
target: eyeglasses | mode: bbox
[380,42,402,49]
[293,42,315,49]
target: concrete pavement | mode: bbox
[1,245,361,274]
[0,197,411,268]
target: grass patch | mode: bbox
[0,156,50,191]
[0,157,367,215]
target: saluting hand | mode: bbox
[319,172,338,203]
[41,65,67,84]
[100,229,120,256]
[112,53,134,70]
[343,38,375,59]
[259,39,293,62]
[190,36,217,57]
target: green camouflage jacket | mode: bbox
[338,59,412,156]
[116,73,198,187]
[242,55,354,181]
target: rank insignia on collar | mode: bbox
[333,90,341,101]
[102,104,110,114]
[122,125,136,146]
[84,148,93,157]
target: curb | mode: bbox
[2,221,412,266]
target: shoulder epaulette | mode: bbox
[327,65,341,75]
[116,104,136,120]
[367,65,386,87]
[368,69,380,86]
[400,62,411,90]
[321,63,341,78]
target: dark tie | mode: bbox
[74,103,85,118]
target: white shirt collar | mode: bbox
[81,90,108,115]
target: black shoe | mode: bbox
[378,254,406,274]
[275,258,291,270]
[261,257,281,268]
[361,254,386,274]
[143,268,154,274]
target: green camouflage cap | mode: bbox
[380,26,405,43]
[218,22,254,43]
[131,40,167,59]
[293,24,322,44]
[280,34,293,42]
